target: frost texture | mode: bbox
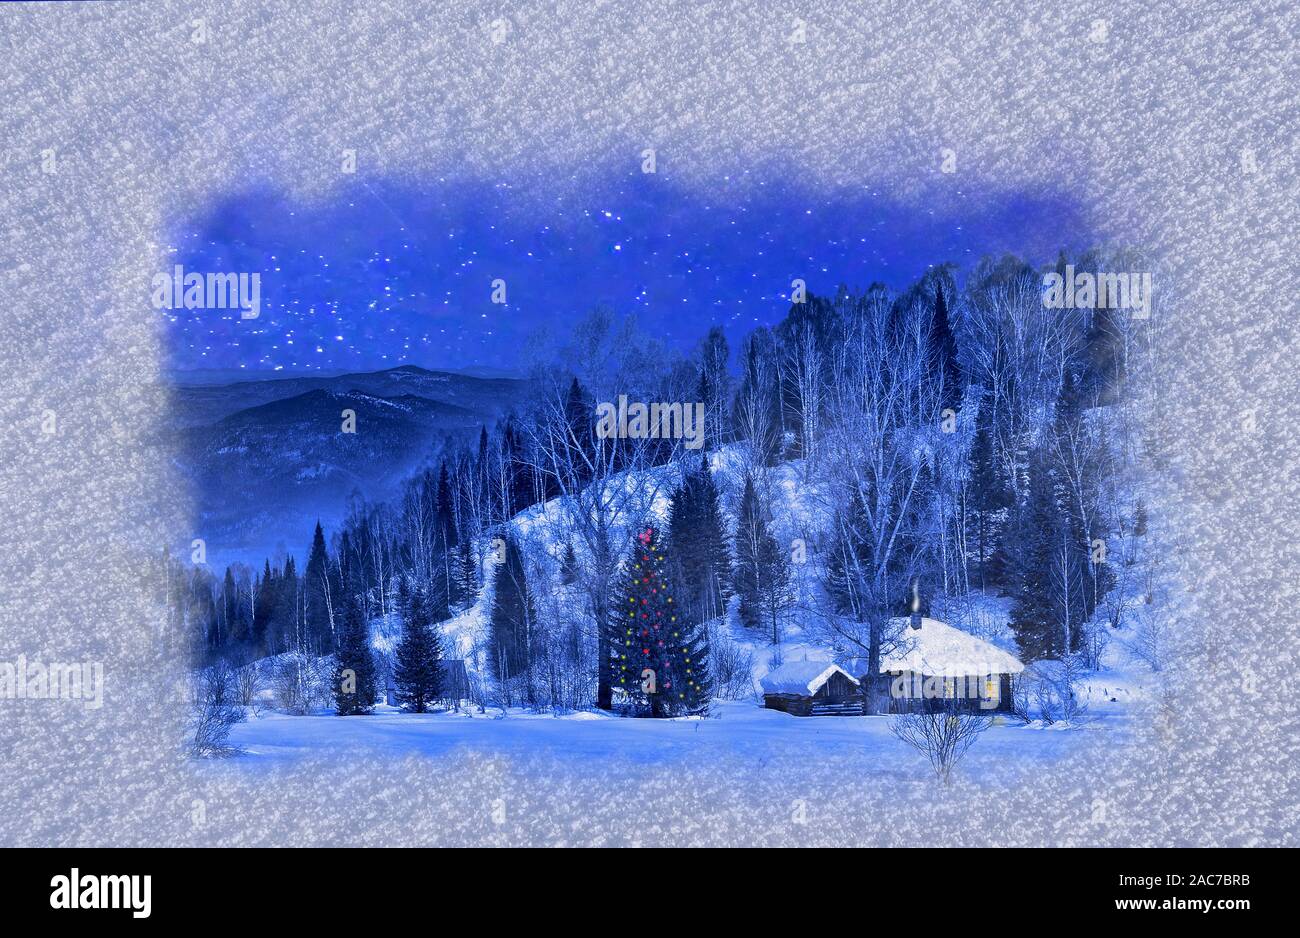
[0,1,1296,846]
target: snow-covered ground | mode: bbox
[218,433,1164,785]
[219,692,1145,787]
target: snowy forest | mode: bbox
[168,248,1162,762]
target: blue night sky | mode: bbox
[163,170,1087,377]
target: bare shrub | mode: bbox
[1024,656,1090,724]
[711,632,757,700]
[188,660,245,757]
[1009,679,1034,724]
[272,654,330,714]
[1130,602,1167,673]
[234,660,264,711]
[890,707,990,785]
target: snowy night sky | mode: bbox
[164,172,1087,374]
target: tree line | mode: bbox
[169,247,1148,716]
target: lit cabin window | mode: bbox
[985,676,997,698]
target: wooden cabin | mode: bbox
[761,661,862,716]
[848,613,1024,714]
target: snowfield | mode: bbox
[219,691,1145,787]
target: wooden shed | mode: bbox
[761,661,862,716]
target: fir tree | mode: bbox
[1007,448,1066,661]
[488,534,534,687]
[563,377,594,485]
[968,407,1014,592]
[221,567,245,646]
[332,580,377,715]
[608,526,710,717]
[304,521,333,652]
[665,456,731,622]
[454,536,478,607]
[931,281,962,413]
[559,542,579,586]
[1133,500,1148,537]
[252,559,276,651]
[394,587,444,712]
[435,462,458,550]
[732,475,789,642]
[274,555,299,654]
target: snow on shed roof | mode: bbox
[760,660,859,697]
[846,618,1024,678]
[882,617,1024,677]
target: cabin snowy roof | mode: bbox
[848,617,1024,678]
[760,660,859,697]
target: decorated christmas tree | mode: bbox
[608,526,711,717]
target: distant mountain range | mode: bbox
[169,365,527,569]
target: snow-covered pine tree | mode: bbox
[394,587,444,713]
[608,526,710,716]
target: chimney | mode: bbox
[909,580,923,630]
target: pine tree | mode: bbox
[274,555,299,654]
[435,462,458,550]
[559,542,579,586]
[665,456,731,622]
[732,475,789,642]
[332,580,377,715]
[252,559,276,651]
[434,463,461,609]
[1007,448,1066,661]
[488,534,534,689]
[1133,500,1148,537]
[394,587,444,712]
[931,281,962,413]
[454,536,478,606]
[608,526,710,716]
[221,567,245,646]
[563,377,594,485]
[968,408,1014,592]
[304,521,333,652]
